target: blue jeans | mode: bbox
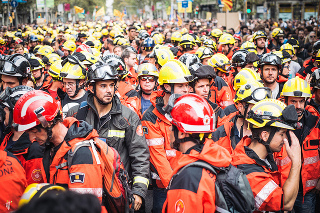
[153,187,167,213]
[293,190,317,213]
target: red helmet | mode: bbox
[13,90,60,131]
[75,44,93,53]
[233,34,241,42]
[170,94,216,133]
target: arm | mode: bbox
[281,131,301,211]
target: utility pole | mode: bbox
[44,0,48,23]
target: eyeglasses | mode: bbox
[140,76,155,82]
[62,82,76,87]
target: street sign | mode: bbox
[182,1,188,8]
[11,0,18,7]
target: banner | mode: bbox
[221,0,232,11]
[95,6,105,18]
[113,9,121,17]
[74,6,84,14]
[64,3,70,11]
[178,2,192,13]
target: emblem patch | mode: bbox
[175,199,185,213]
[70,172,85,183]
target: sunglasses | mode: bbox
[283,66,290,69]
[310,36,315,38]
[140,76,155,82]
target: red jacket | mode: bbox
[210,76,234,109]
[162,139,232,213]
[0,131,44,185]
[41,117,104,202]
[141,90,182,188]
[232,137,284,212]
[0,150,27,212]
[116,80,138,104]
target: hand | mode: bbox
[305,73,312,85]
[133,194,142,211]
[284,131,301,166]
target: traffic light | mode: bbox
[195,6,199,15]
[247,8,251,13]
[246,2,251,14]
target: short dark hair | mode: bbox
[128,26,136,32]
[121,48,135,60]
[251,125,280,142]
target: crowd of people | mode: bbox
[0,17,319,213]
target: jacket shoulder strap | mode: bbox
[75,101,89,121]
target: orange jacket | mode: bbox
[41,117,104,202]
[277,75,288,83]
[0,150,27,212]
[294,106,320,195]
[162,139,232,213]
[125,95,143,119]
[141,90,182,188]
[116,80,138,104]
[124,67,138,86]
[209,76,234,109]
[1,131,44,185]
[296,58,317,79]
[232,137,284,212]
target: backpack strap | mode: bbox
[75,101,89,121]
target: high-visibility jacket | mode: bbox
[0,149,27,212]
[209,76,234,109]
[141,90,182,188]
[296,58,317,79]
[116,80,138,104]
[232,137,284,212]
[125,95,143,119]
[162,139,232,213]
[294,107,320,195]
[0,131,44,185]
[41,117,104,201]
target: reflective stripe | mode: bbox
[255,180,278,210]
[275,156,291,167]
[151,172,161,180]
[166,150,176,157]
[304,155,320,166]
[146,137,164,146]
[219,101,234,107]
[215,206,230,213]
[108,130,125,138]
[306,179,318,188]
[133,176,149,187]
[70,188,103,198]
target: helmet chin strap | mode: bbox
[70,79,82,98]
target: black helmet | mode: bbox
[0,54,31,78]
[193,65,216,81]
[15,31,22,38]
[179,53,201,68]
[287,39,300,49]
[231,49,249,67]
[188,62,203,76]
[0,85,34,109]
[259,53,281,70]
[87,61,118,83]
[103,54,128,78]
[311,68,320,89]
[313,40,320,53]
[84,40,94,48]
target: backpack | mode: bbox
[67,139,134,213]
[168,160,255,213]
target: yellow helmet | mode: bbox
[150,48,174,66]
[281,76,312,98]
[19,183,66,208]
[273,51,291,64]
[181,28,188,35]
[78,51,99,65]
[171,32,182,42]
[37,35,44,42]
[240,41,257,53]
[272,28,284,38]
[33,45,43,55]
[93,40,102,51]
[179,34,195,48]
[101,28,109,36]
[0,37,5,45]
[47,53,61,65]
[316,49,320,62]
[152,34,164,45]
[234,81,270,104]
[246,99,295,130]
[62,40,76,52]
[233,68,261,91]
[48,60,63,81]
[91,48,101,58]
[38,45,54,56]
[280,43,294,56]
[203,39,217,51]
[146,23,152,28]
[60,62,86,79]
[113,37,130,46]
[208,53,230,73]
[158,59,193,85]
[195,47,214,60]
[211,29,223,38]
[218,34,235,45]
[137,63,159,78]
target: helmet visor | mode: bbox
[88,65,118,81]
[262,54,281,66]
[0,59,18,76]
[251,87,272,102]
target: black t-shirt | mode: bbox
[62,91,88,118]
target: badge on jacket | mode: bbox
[70,172,85,183]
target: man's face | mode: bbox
[173,83,189,94]
[139,75,156,94]
[262,65,278,84]
[93,80,116,105]
[129,29,136,38]
[28,127,48,146]
[310,33,316,42]
[63,78,78,97]
[269,128,287,153]
[79,37,86,43]
[282,62,291,76]
[31,68,42,80]
[287,96,306,119]
[63,49,70,57]
[242,28,248,35]
[245,63,256,71]
[256,38,266,48]
[238,102,254,118]
[31,41,37,47]
[221,44,229,54]
[298,30,304,39]
[202,57,210,65]
[1,75,20,89]
[126,53,137,68]
[114,47,122,56]
[194,79,210,99]
[278,36,284,44]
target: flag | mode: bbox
[64,3,70,11]
[95,7,105,19]
[113,9,121,17]
[177,15,182,27]
[221,0,233,11]
[74,6,84,14]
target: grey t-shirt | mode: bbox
[289,61,301,78]
[271,83,280,99]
